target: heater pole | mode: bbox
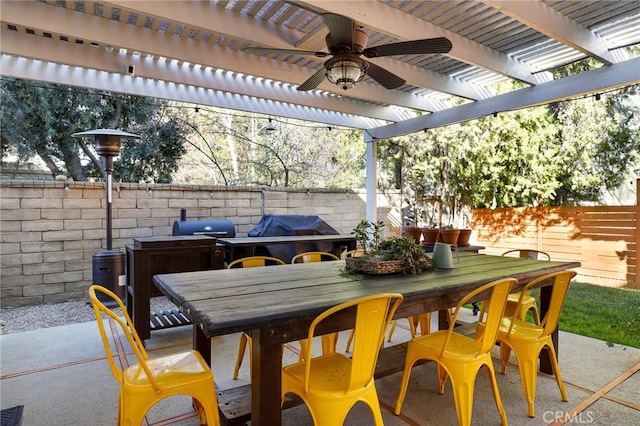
[72,129,140,304]
[103,156,114,250]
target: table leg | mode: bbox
[251,328,284,425]
[193,325,211,366]
[438,309,450,330]
[539,285,555,374]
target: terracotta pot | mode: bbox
[457,229,472,247]
[421,228,440,245]
[405,226,423,243]
[439,228,460,245]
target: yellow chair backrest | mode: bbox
[505,270,577,337]
[227,255,285,269]
[502,249,550,261]
[89,285,156,389]
[448,278,517,357]
[341,248,365,259]
[291,251,340,263]
[302,293,403,394]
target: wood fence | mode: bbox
[472,181,639,288]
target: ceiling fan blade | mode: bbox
[363,37,452,58]
[322,13,355,49]
[366,62,405,89]
[244,47,328,58]
[297,68,327,91]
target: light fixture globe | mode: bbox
[325,55,368,90]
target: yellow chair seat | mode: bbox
[496,317,545,341]
[412,331,484,360]
[284,353,354,394]
[124,351,211,387]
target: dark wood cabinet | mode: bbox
[125,235,224,340]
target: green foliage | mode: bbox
[1,78,187,183]
[345,220,433,275]
[559,282,640,349]
[378,77,638,211]
[351,219,385,252]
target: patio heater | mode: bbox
[72,129,140,305]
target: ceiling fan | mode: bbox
[243,13,452,91]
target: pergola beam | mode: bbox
[483,0,618,65]
[368,56,640,139]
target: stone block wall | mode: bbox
[0,180,401,307]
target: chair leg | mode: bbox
[362,387,385,426]
[387,320,397,342]
[321,333,338,354]
[436,363,449,395]
[447,366,478,426]
[345,329,355,352]
[485,361,508,425]
[513,349,539,418]
[233,333,249,380]
[393,348,420,415]
[499,341,513,374]
[546,344,568,402]
[298,339,308,362]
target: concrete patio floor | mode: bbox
[1,309,638,426]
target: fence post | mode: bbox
[635,179,639,288]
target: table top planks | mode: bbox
[154,253,580,338]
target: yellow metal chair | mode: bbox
[394,278,517,426]
[501,249,551,324]
[348,311,435,352]
[493,270,576,418]
[291,251,341,360]
[291,251,340,263]
[227,255,286,269]
[89,285,220,426]
[341,248,365,259]
[228,256,286,379]
[282,293,403,426]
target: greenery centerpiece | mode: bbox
[344,220,433,275]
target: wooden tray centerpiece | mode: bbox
[344,220,434,276]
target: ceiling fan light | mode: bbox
[326,60,367,90]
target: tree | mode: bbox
[172,108,366,188]
[378,77,638,216]
[1,78,188,183]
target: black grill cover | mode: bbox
[248,215,339,262]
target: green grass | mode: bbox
[559,282,640,349]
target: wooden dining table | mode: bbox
[154,252,580,425]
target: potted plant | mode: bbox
[403,204,424,243]
[421,225,440,245]
[345,221,433,275]
[457,228,472,246]
[439,225,460,245]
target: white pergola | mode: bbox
[2,0,640,220]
